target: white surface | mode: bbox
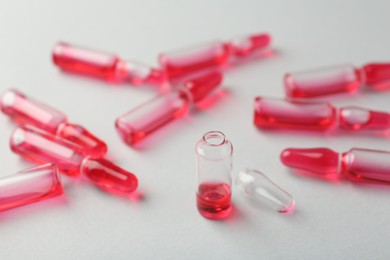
[1,0,390,259]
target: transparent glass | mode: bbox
[0,89,107,158]
[341,148,390,183]
[53,42,121,81]
[159,42,229,80]
[362,63,390,90]
[254,97,337,131]
[0,164,63,212]
[281,147,390,185]
[284,64,362,98]
[81,158,138,193]
[159,32,271,80]
[52,42,166,85]
[116,72,222,145]
[195,131,233,220]
[236,169,295,213]
[116,90,192,145]
[10,125,85,176]
[226,33,271,58]
[339,106,390,130]
[1,89,67,133]
[280,148,340,175]
[10,125,138,193]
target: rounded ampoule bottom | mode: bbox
[197,182,232,219]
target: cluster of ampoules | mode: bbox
[253,62,390,190]
[2,31,390,220]
[1,32,285,216]
[0,89,138,212]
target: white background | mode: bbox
[1,0,390,259]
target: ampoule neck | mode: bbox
[115,60,167,85]
[56,122,108,158]
[181,72,223,103]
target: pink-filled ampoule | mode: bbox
[159,32,271,80]
[116,72,223,145]
[0,89,107,158]
[196,131,233,220]
[254,97,337,131]
[254,96,390,133]
[284,62,390,98]
[281,147,390,184]
[0,164,63,212]
[339,106,390,130]
[10,125,138,193]
[53,42,166,86]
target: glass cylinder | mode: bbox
[0,164,63,212]
[1,89,67,133]
[339,106,390,130]
[284,64,362,98]
[341,148,390,183]
[1,89,107,158]
[195,131,233,220]
[115,72,222,145]
[254,97,337,131]
[52,42,166,85]
[159,42,229,80]
[10,125,138,193]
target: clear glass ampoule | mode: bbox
[195,131,233,220]
[53,42,166,86]
[284,63,390,98]
[0,164,63,212]
[0,89,107,158]
[159,32,271,81]
[116,71,223,145]
[10,125,138,193]
[281,147,390,184]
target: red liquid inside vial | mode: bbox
[196,182,231,220]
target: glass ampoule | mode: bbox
[281,147,390,184]
[0,89,107,158]
[159,32,271,80]
[10,125,138,193]
[53,42,166,86]
[236,169,295,213]
[195,131,233,220]
[254,97,337,131]
[0,164,63,212]
[116,71,223,145]
[339,106,390,131]
[284,63,390,98]
[254,96,390,133]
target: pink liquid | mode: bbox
[10,126,138,193]
[280,147,340,175]
[1,89,107,158]
[341,148,390,183]
[339,106,390,130]
[196,183,231,220]
[53,42,166,85]
[254,97,337,131]
[284,65,362,98]
[53,42,121,81]
[362,63,390,89]
[115,72,222,145]
[0,164,63,212]
[81,158,138,193]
